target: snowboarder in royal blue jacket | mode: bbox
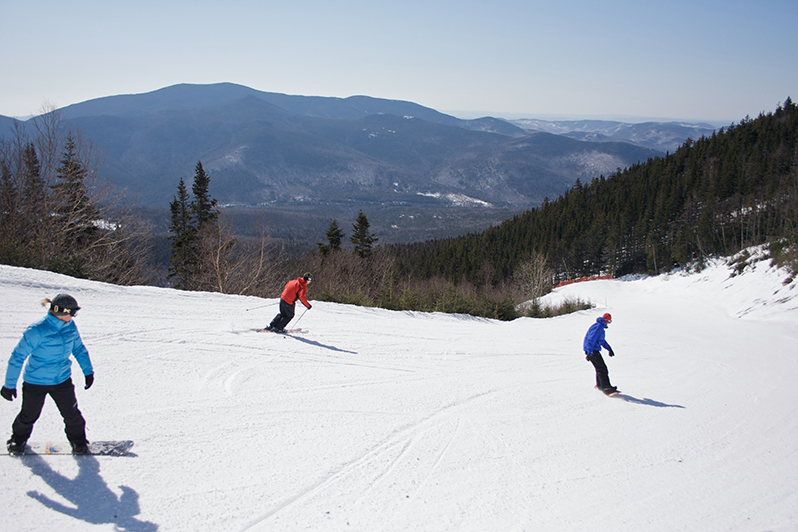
[2,294,95,455]
[583,313,617,395]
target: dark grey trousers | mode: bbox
[269,298,296,330]
[11,378,87,444]
[586,351,612,390]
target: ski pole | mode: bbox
[293,307,309,327]
[245,303,274,312]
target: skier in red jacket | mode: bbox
[266,273,313,333]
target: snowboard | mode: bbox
[9,440,134,456]
[253,327,307,334]
[595,385,620,397]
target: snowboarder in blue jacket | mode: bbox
[2,294,95,455]
[583,313,617,395]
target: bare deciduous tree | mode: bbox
[514,251,554,306]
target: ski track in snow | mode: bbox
[1,253,798,531]
[243,389,501,530]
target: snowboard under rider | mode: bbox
[583,313,617,395]
[266,273,313,333]
[2,294,95,455]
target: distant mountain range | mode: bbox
[508,118,716,153]
[0,83,717,242]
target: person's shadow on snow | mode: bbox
[22,454,158,531]
[287,335,357,354]
[616,394,685,408]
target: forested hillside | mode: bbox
[394,99,798,285]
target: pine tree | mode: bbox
[167,161,228,291]
[0,163,14,215]
[20,143,48,268]
[167,178,196,287]
[21,143,46,223]
[0,162,18,262]
[318,219,346,256]
[51,134,98,224]
[351,210,378,258]
[47,133,102,275]
[190,161,218,230]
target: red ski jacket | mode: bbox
[281,277,311,308]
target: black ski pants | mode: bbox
[269,298,296,330]
[586,351,613,390]
[11,378,87,445]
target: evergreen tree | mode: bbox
[318,219,346,256]
[51,134,98,224]
[0,162,19,262]
[351,210,378,258]
[167,161,227,290]
[0,163,16,221]
[21,143,46,223]
[47,133,102,275]
[190,161,218,230]
[19,144,48,268]
[168,178,196,287]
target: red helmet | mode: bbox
[602,313,612,324]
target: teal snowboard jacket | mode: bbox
[5,313,94,389]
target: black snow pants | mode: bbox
[586,351,613,390]
[269,298,296,330]
[11,378,87,445]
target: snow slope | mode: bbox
[1,251,797,532]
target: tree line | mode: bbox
[391,98,798,287]
[163,167,524,319]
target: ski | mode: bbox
[253,328,308,334]
[595,385,620,397]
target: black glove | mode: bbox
[1,386,16,401]
[608,349,615,357]
[306,304,312,310]
[84,374,94,390]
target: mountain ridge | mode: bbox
[54,88,663,210]
[509,118,716,152]
[1,83,711,243]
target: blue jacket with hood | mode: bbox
[583,317,612,354]
[5,313,94,389]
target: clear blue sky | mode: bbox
[2,0,796,124]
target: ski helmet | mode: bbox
[50,294,80,317]
[303,272,313,282]
[602,313,612,324]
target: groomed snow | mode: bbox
[1,250,797,531]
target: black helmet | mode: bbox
[303,272,313,282]
[50,294,80,317]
